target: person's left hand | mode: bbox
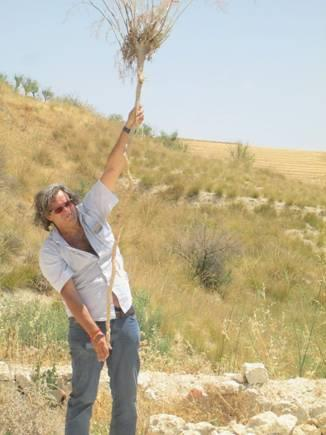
[126,105,144,130]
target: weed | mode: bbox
[174,224,237,293]
[133,289,171,354]
[228,142,255,166]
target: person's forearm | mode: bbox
[61,284,100,338]
[104,128,130,176]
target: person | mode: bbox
[34,106,144,435]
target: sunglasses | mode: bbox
[50,199,73,215]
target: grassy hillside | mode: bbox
[0,79,325,379]
[184,138,326,184]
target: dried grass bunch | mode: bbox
[88,0,191,105]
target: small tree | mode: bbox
[30,80,39,98]
[108,113,124,122]
[159,130,187,151]
[0,73,10,85]
[22,77,33,96]
[42,88,54,102]
[134,122,154,137]
[14,74,24,91]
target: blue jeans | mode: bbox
[65,314,140,435]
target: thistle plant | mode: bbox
[88,0,191,106]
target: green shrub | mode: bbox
[133,290,171,354]
[0,264,38,290]
[304,212,324,230]
[159,130,187,152]
[0,298,67,350]
[0,73,10,86]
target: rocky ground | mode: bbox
[1,361,325,434]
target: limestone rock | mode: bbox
[149,414,185,434]
[293,424,321,435]
[271,400,309,423]
[15,373,32,390]
[242,363,269,385]
[180,431,201,435]
[184,421,218,434]
[278,414,298,433]
[246,411,297,434]
[315,412,326,431]
[310,405,326,419]
[0,361,13,381]
[223,372,245,384]
[227,420,248,434]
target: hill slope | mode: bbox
[0,80,325,380]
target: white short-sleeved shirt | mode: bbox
[39,180,132,321]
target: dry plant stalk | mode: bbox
[88,0,191,107]
[87,0,191,343]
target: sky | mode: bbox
[1,0,325,151]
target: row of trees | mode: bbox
[0,73,54,102]
[109,113,187,151]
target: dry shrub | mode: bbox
[175,223,239,294]
[92,384,262,434]
[0,382,65,435]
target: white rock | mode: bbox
[223,373,245,384]
[214,431,234,435]
[15,372,32,390]
[227,420,248,434]
[272,400,308,423]
[184,421,218,434]
[0,361,13,381]
[246,411,297,434]
[242,363,269,385]
[292,424,321,435]
[278,414,298,432]
[180,431,201,435]
[315,412,326,431]
[310,405,326,418]
[149,414,185,434]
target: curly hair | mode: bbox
[33,184,80,231]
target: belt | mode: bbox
[113,305,135,319]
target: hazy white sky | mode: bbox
[1,1,325,151]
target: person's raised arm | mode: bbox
[100,106,144,192]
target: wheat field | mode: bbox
[183,138,326,183]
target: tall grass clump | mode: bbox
[228,142,255,166]
[133,289,171,354]
[174,223,238,295]
[0,297,68,362]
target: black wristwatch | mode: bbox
[123,125,131,134]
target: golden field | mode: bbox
[184,138,326,183]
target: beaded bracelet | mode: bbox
[90,328,103,342]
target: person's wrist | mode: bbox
[90,329,104,344]
[123,125,132,134]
